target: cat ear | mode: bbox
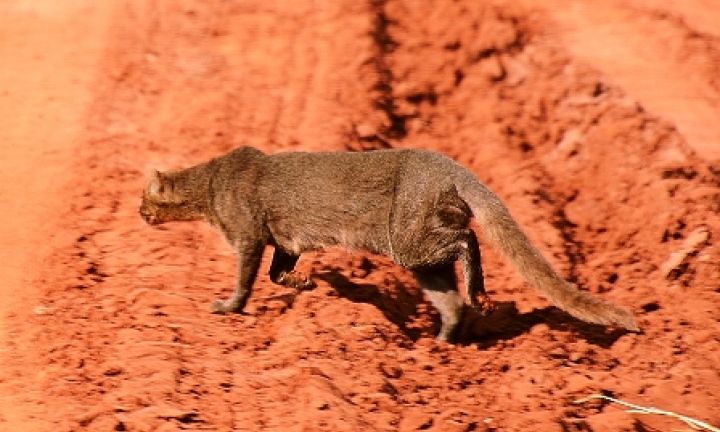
[147,169,164,196]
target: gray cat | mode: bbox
[139,146,638,341]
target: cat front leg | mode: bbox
[211,238,264,314]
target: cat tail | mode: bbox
[451,166,639,331]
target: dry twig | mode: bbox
[575,394,719,432]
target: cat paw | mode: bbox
[210,299,242,314]
[278,272,316,290]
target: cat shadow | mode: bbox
[459,301,631,349]
[313,271,426,341]
[315,270,630,348]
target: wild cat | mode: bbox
[139,146,638,341]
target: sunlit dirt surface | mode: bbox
[0,1,718,430]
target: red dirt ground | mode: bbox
[1,1,718,431]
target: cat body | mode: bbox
[140,146,638,341]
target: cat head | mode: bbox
[139,169,204,225]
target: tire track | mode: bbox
[527,0,720,161]
[0,1,118,429]
[30,1,393,429]
[375,1,720,428]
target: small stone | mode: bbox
[569,352,584,363]
[529,323,551,337]
[104,366,124,377]
[660,226,710,278]
[548,347,566,359]
[33,305,52,315]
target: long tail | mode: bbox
[453,168,639,331]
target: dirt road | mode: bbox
[0,1,117,429]
[1,1,718,431]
